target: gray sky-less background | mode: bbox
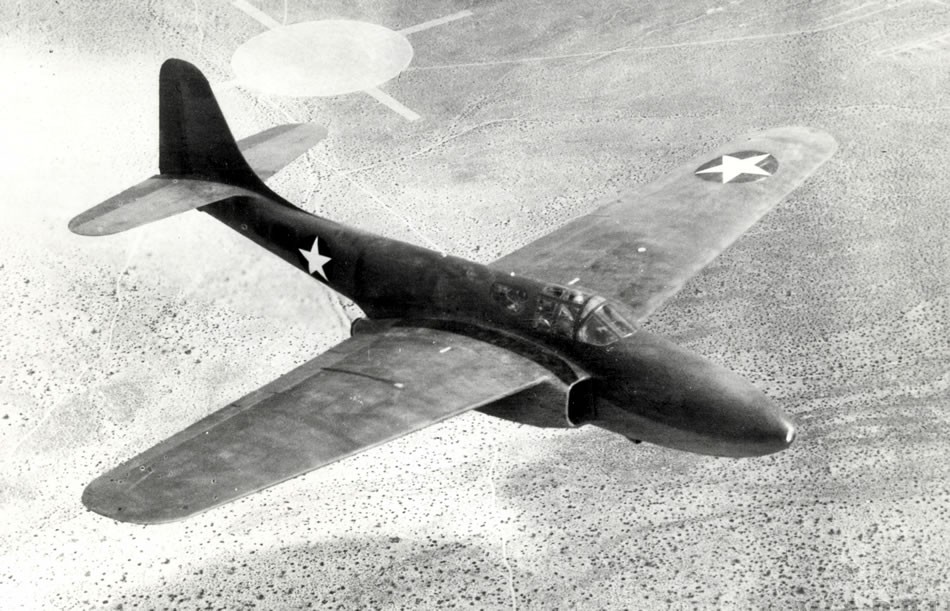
[2,0,949,608]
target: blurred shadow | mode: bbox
[109,534,535,609]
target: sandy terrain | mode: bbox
[2,0,949,608]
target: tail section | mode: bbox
[69,59,326,236]
[158,59,264,190]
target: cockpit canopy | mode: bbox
[576,299,637,345]
[532,284,637,346]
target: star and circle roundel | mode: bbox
[694,150,778,184]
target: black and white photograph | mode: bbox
[2,0,948,608]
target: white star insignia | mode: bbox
[696,153,773,183]
[299,237,332,281]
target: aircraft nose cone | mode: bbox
[782,414,797,446]
[684,363,798,457]
[607,330,800,457]
[755,400,797,455]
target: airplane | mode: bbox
[70,59,836,524]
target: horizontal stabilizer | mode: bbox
[68,177,259,236]
[237,123,327,181]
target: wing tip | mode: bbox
[82,472,197,525]
[68,210,122,237]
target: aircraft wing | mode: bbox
[492,127,837,322]
[83,323,554,524]
[236,123,327,180]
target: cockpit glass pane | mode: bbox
[577,303,637,346]
[580,295,606,320]
[600,304,636,336]
[542,285,567,300]
[577,310,620,346]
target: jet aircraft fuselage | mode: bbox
[202,194,796,457]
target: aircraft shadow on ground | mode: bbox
[112,535,535,609]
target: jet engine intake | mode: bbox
[565,377,598,426]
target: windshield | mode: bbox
[577,303,637,346]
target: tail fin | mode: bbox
[157,59,264,190]
[69,59,325,236]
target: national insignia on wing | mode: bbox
[694,151,778,184]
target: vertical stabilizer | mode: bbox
[158,58,264,191]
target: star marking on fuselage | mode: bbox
[695,152,776,184]
[299,237,332,281]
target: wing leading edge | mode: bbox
[83,323,555,524]
[492,126,837,322]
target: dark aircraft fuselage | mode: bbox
[200,191,795,458]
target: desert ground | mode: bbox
[2,0,949,608]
